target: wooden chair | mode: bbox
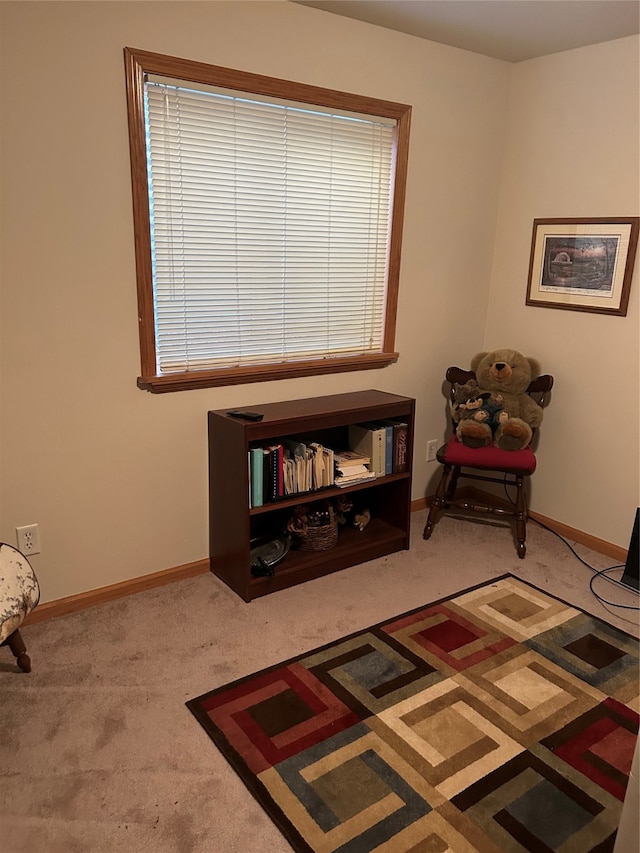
[0,543,40,672]
[423,366,553,558]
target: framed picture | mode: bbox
[526,217,639,316]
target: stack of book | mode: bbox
[333,450,376,487]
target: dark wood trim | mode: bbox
[422,488,627,562]
[383,107,411,354]
[23,502,626,625]
[528,510,627,562]
[124,47,410,393]
[123,48,157,376]
[124,48,412,117]
[138,352,399,393]
[23,559,209,626]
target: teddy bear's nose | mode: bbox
[495,362,506,371]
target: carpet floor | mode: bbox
[187,574,639,853]
[2,511,639,852]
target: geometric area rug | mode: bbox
[186,575,640,852]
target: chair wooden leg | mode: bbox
[514,475,527,559]
[424,463,452,540]
[445,465,461,501]
[6,629,31,673]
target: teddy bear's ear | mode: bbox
[471,352,488,373]
[527,357,541,378]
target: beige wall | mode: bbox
[487,36,640,547]
[1,4,637,604]
[0,1,509,602]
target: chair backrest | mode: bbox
[445,365,554,433]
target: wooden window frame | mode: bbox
[124,47,412,393]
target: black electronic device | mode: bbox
[620,508,639,592]
[250,535,290,577]
[226,410,264,422]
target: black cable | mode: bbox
[502,477,639,611]
[588,565,640,610]
[532,513,625,584]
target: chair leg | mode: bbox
[6,629,31,673]
[424,463,452,540]
[514,475,527,559]
[445,465,461,501]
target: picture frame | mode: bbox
[526,217,639,316]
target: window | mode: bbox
[124,48,411,392]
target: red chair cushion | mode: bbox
[441,436,537,474]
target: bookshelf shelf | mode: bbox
[248,472,409,516]
[208,390,415,602]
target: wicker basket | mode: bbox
[288,502,339,552]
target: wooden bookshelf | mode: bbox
[208,390,415,601]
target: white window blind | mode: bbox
[144,78,396,374]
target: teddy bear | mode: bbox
[452,381,506,446]
[455,348,543,451]
[451,379,482,422]
[479,392,507,431]
[333,495,371,531]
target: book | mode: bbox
[335,470,376,487]
[262,444,283,502]
[335,447,372,487]
[260,448,270,504]
[348,423,385,477]
[283,449,295,496]
[392,421,409,473]
[378,423,393,475]
[283,437,307,458]
[378,419,409,473]
[335,463,372,480]
[334,449,371,468]
[308,442,326,491]
[274,444,284,498]
[282,438,307,494]
[322,446,335,487]
[250,447,264,507]
[295,453,306,494]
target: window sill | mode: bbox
[138,352,399,393]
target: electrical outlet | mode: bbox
[426,439,438,462]
[16,524,41,555]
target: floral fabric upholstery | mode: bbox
[0,543,40,644]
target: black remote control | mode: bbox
[226,410,264,422]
